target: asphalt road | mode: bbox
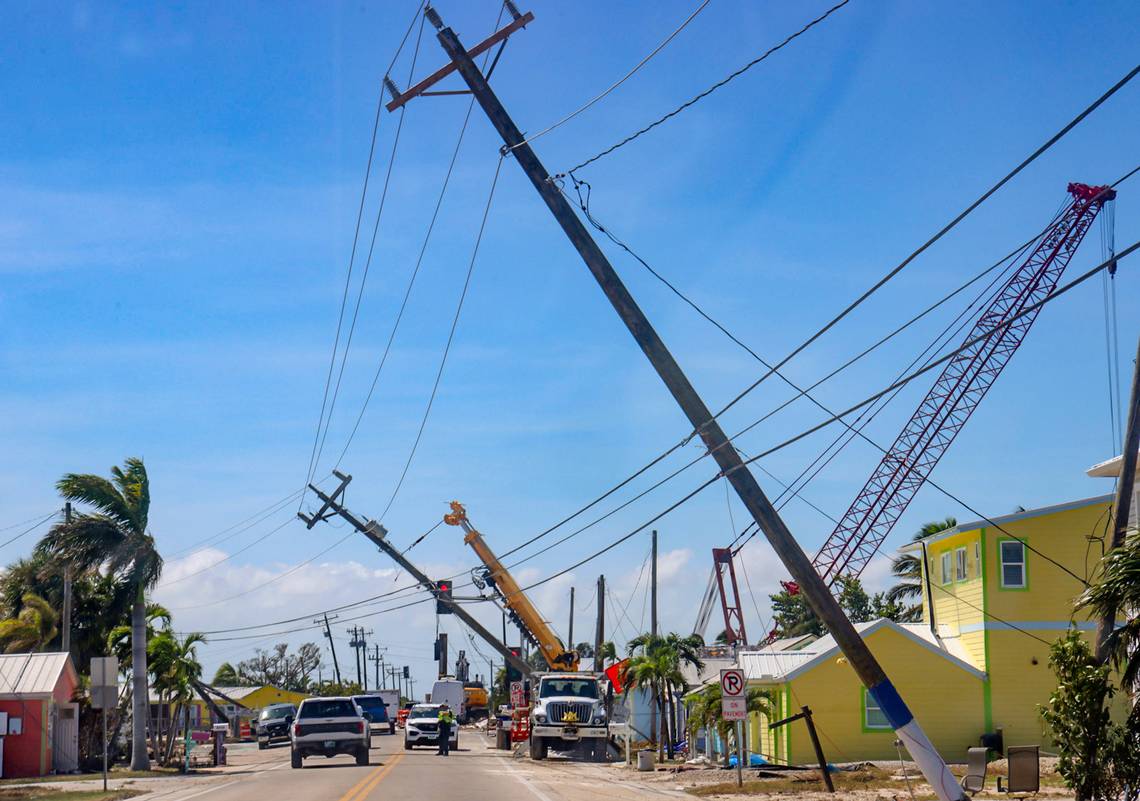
[133,730,680,801]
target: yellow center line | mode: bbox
[341,753,404,801]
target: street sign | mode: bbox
[510,681,524,708]
[720,668,746,721]
[90,657,118,710]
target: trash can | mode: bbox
[637,749,655,772]
[497,727,511,750]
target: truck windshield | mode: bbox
[259,705,294,721]
[539,679,598,699]
[299,700,357,719]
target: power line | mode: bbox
[509,0,711,150]
[0,511,57,535]
[515,240,1137,596]
[159,516,297,588]
[167,487,306,559]
[559,0,853,176]
[310,10,427,480]
[301,0,427,499]
[0,512,58,551]
[378,154,506,520]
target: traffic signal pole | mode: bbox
[395,9,966,800]
[300,471,532,679]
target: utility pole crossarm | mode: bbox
[301,473,533,679]
[417,11,966,801]
[385,10,534,111]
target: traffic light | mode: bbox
[436,579,453,614]
[403,665,410,679]
[506,646,522,683]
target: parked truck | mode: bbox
[430,678,466,722]
[444,502,609,760]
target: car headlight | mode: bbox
[534,713,546,724]
[593,709,607,724]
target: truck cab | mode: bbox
[529,673,608,761]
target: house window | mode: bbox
[940,552,953,585]
[955,547,968,581]
[975,542,981,573]
[863,690,891,730]
[1000,540,1026,588]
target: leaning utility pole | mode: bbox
[1095,334,1140,662]
[593,575,605,673]
[318,614,342,685]
[300,472,532,680]
[395,10,966,799]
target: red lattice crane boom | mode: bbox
[811,182,1115,588]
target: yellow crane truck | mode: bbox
[444,502,609,760]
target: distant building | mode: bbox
[150,684,309,741]
[0,652,79,777]
[696,456,1135,764]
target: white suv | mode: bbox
[403,703,457,750]
[290,697,371,768]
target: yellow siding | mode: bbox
[783,625,984,763]
[926,530,985,638]
[239,686,309,710]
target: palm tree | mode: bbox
[626,633,704,760]
[1078,530,1140,688]
[620,651,672,761]
[211,662,240,686]
[36,457,163,770]
[886,517,956,622]
[687,682,774,766]
[0,593,59,652]
[148,630,206,767]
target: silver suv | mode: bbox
[403,703,457,750]
[290,697,371,768]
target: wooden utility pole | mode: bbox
[1095,334,1140,663]
[62,502,73,655]
[568,586,574,649]
[300,473,532,679]
[769,706,834,793]
[593,575,605,673]
[408,11,966,800]
[318,614,342,685]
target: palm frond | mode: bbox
[56,474,137,531]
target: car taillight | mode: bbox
[358,721,365,734]
[293,723,301,736]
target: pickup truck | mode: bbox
[290,697,371,768]
[256,703,297,749]
[529,673,608,761]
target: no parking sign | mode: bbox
[720,668,746,721]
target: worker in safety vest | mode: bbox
[437,704,456,756]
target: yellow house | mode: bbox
[732,456,1134,764]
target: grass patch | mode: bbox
[0,789,141,800]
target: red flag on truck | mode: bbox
[604,659,628,694]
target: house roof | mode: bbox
[1087,453,1140,478]
[150,684,261,704]
[733,619,986,683]
[0,652,75,696]
[899,494,1114,553]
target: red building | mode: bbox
[0,653,79,777]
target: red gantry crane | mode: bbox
[696,182,1115,645]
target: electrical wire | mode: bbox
[560,0,853,176]
[166,487,306,559]
[378,155,506,520]
[159,516,298,588]
[0,512,58,551]
[302,1,428,500]
[510,0,711,150]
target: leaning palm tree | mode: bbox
[0,593,59,652]
[36,457,163,770]
[886,517,956,622]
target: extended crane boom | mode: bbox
[812,182,1115,586]
[444,502,579,672]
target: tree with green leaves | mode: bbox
[625,632,704,760]
[36,457,163,770]
[0,593,59,652]
[211,662,241,686]
[687,682,773,767]
[886,518,957,622]
[148,630,206,767]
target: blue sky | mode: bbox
[2,1,1138,686]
